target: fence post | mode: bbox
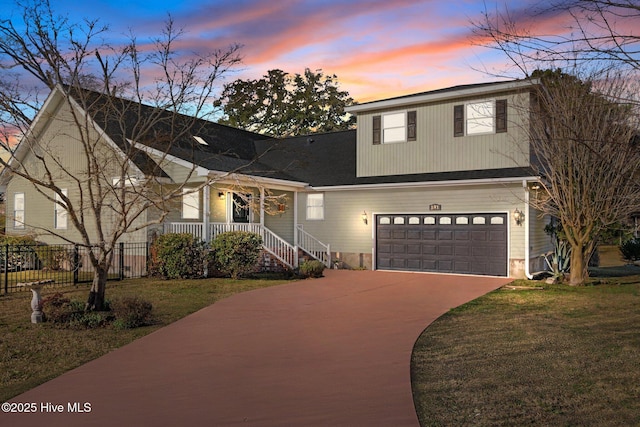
[3,244,8,294]
[119,242,124,280]
[73,245,79,285]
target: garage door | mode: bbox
[375,213,508,276]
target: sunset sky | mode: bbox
[0,0,579,102]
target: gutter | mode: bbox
[313,176,539,192]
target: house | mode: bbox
[1,80,552,278]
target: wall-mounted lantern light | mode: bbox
[513,208,525,226]
[218,192,225,200]
[361,211,368,225]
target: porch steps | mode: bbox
[259,251,291,273]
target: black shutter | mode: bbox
[407,111,417,141]
[496,99,507,133]
[454,105,464,137]
[373,115,381,145]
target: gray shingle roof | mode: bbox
[72,86,534,188]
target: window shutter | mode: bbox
[407,111,417,141]
[454,105,464,137]
[496,99,507,133]
[373,115,381,145]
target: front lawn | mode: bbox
[0,276,290,402]
[411,276,640,426]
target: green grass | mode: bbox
[411,275,640,426]
[0,276,290,402]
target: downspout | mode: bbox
[203,185,210,243]
[523,179,533,279]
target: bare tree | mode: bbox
[525,69,640,285]
[0,0,243,309]
[473,2,640,285]
[472,1,640,76]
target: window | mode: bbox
[467,101,495,135]
[306,193,324,220]
[112,176,139,187]
[454,100,507,136]
[373,110,417,144]
[13,193,24,229]
[55,189,68,230]
[182,188,200,219]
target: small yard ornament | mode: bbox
[30,283,44,323]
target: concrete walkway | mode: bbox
[4,270,509,426]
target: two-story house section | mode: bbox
[291,79,552,278]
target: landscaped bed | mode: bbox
[0,276,290,402]
[411,274,640,426]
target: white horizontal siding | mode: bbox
[298,184,530,261]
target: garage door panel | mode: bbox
[407,229,421,239]
[439,260,453,271]
[455,230,469,240]
[422,244,436,255]
[378,243,392,254]
[406,259,422,269]
[454,261,471,272]
[376,213,507,276]
[393,244,407,254]
[422,230,437,240]
[391,258,407,268]
[393,230,406,239]
[455,245,470,256]
[378,229,392,239]
[407,244,421,254]
[471,231,488,241]
[439,245,453,256]
[490,230,506,241]
[438,230,453,240]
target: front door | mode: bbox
[232,193,250,223]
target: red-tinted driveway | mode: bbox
[4,270,509,426]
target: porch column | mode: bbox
[260,187,265,226]
[203,185,210,243]
[293,191,299,247]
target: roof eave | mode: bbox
[311,175,541,191]
[346,79,540,113]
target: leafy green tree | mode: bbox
[215,68,355,137]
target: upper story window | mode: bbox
[182,188,200,219]
[306,193,324,220]
[55,189,68,230]
[454,99,507,137]
[13,193,24,229]
[373,111,417,144]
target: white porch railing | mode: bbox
[296,225,331,268]
[166,222,297,269]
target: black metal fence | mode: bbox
[1,242,149,294]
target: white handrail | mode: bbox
[296,225,331,268]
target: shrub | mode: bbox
[70,311,111,329]
[620,238,640,262]
[211,231,263,279]
[149,233,207,279]
[35,245,74,271]
[298,259,325,278]
[0,235,38,271]
[41,293,84,324]
[111,296,153,329]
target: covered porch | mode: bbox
[164,178,331,269]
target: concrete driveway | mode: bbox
[4,270,509,426]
